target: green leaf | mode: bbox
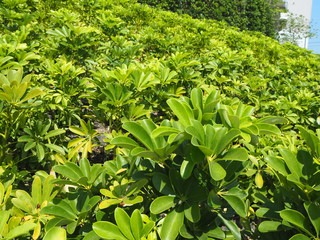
[191,88,203,112]
[222,148,248,161]
[279,149,303,179]
[221,195,247,218]
[289,234,311,240]
[79,158,91,179]
[280,209,313,236]
[93,221,126,240]
[41,204,77,220]
[123,195,144,205]
[167,98,194,127]
[217,213,241,240]
[18,88,44,104]
[217,129,241,155]
[141,222,155,238]
[44,129,66,139]
[152,173,175,195]
[36,143,45,160]
[99,199,122,209]
[111,136,140,150]
[179,224,194,239]
[82,230,100,240]
[258,221,282,232]
[69,126,86,136]
[206,225,225,239]
[256,123,281,135]
[130,209,143,240]
[12,190,33,213]
[151,126,181,138]
[150,196,176,214]
[115,208,135,240]
[126,179,148,196]
[68,138,85,148]
[208,161,226,181]
[0,211,10,234]
[31,176,42,205]
[24,141,36,151]
[184,204,200,223]
[304,202,320,237]
[43,227,66,240]
[265,156,289,176]
[45,144,65,155]
[257,116,288,124]
[18,135,34,142]
[297,125,319,156]
[160,208,184,240]
[123,122,155,150]
[180,160,194,179]
[6,223,37,239]
[53,162,83,181]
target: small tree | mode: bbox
[278,13,314,46]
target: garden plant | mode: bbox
[0,0,320,239]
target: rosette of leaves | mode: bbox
[185,119,248,181]
[18,120,65,162]
[93,208,155,240]
[52,158,104,190]
[0,210,37,240]
[111,119,186,162]
[68,119,99,160]
[11,174,59,239]
[40,189,100,236]
[99,178,148,209]
[0,69,44,108]
[217,101,286,142]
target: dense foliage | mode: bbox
[0,0,320,239]
[137,0,286,38]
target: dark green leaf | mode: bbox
[152,173,175,195]
[280,209,313,236]
[221,195,247,218]
[217,213,241,240]
[184,204,200,223]
[304,202,320,237]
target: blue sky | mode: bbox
[309,0,320,53]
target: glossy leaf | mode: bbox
[258,221,282,232]
[93,221,126,240]
[115,208,135,240]
[208,161,226,181]
[289,234,311,240]
[5,223,37,239]
[160,208,184,240]
[150,196,176,214]
[43,227,67,240]
[304,202,320,237]
[130,209,143,240]
[217,213,241,240]
[184,204,200,223]
[221,194,247,218]
[280,209,313,236]
[221,148,248,161]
